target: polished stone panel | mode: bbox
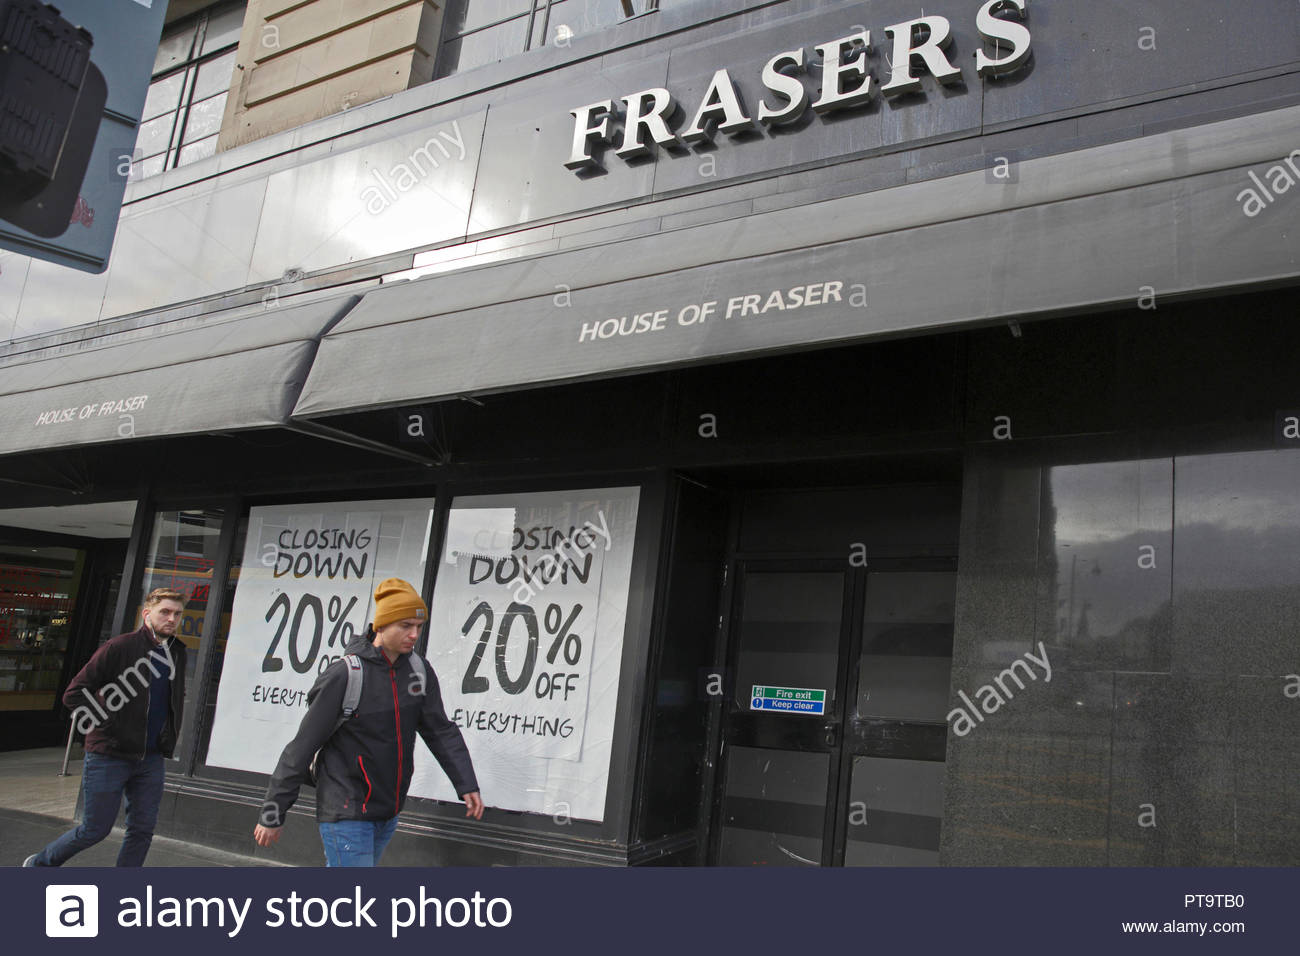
[249,108,485,283]
[954,453,1041,666]
[1232,675,1300,866]
[941,666,1111,865]
[1107,674,1234,866]
[1036,458,1174,672]
[960,453,1040,564]
[952,564,1038,667]
[103,177,270,318]
[467,57,666,234]
[10,257,110,339]
[955,403,1300,864]
[1172,450,1300,675]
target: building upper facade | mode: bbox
[1,0,1298,348]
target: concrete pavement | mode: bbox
[0,747,281,867]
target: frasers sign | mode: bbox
[566,0,1032,170]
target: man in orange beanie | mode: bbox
[253,577,482,865]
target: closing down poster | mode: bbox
[411,486,639,821]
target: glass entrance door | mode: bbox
[710,559,956,866]
[840,566,956,866]
[713,563,848,866]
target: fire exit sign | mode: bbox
[751,685,826,715]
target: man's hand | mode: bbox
[462,791,485,820]
[253,824,282,847]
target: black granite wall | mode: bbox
[943,292,1300,865]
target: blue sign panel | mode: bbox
[750,684,827,715]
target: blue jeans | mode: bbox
[33,751,165,867]
[318,817,399,867]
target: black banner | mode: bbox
[7,866,1294,953]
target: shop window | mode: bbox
[0,547,81,712]
[134,507,226,759]
[196,498,436,774]
[415,486,640,823]
[437,0,658,77]
[131,1,246,180]
[191,515,246,773]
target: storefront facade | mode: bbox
[1,0,1297,866]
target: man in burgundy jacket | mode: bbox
[23,588,188,867]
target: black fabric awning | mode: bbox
[292,106,1300,421]
[0,293,360,457]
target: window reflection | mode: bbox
[137,509,224,649]
[131,1,245,181]
[437,0,651,77]
[136,507,226,760]
[1043,459,1172,668]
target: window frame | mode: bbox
[436,0,658,79]
[132,1,246,181]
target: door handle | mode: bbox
[823,724,838,748]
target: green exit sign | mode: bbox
[751,685,826,714]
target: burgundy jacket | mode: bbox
[63,625,187,760]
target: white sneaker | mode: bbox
[22,853,38,867]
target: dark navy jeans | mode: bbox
[32,751,165,867]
